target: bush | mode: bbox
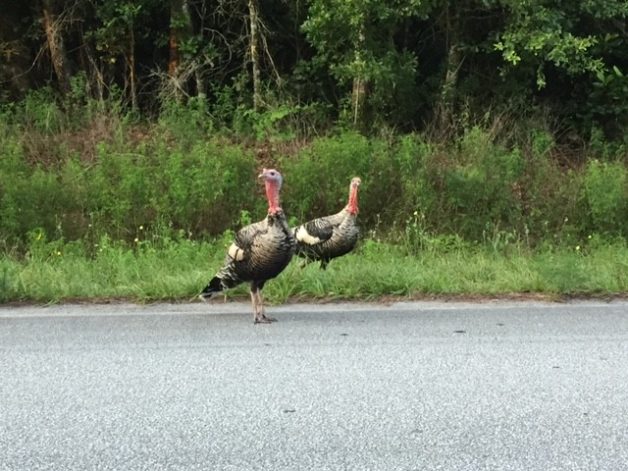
[396,134,433,215]
[516,129,585,242]
[583,159,627,235]
[280,131,373,222]
[392,127,525,240]
[0,113,259,243]
[86,138,258,239]
[1,94,627,249]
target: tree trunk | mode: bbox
[41,0,70,94]
[78,24,104,104]
[185,0,205,98]
[168,0,184,100]
[83,37,105,104]
[438,44,461,129]
[438,45,462,130]
[168,0,183,79]
[127,26,137,111]
[437,4,462,131]
[248,0,261,111]
[351,23,367,129]
[352,76,366,127]
[195,66,205,98]
[169,0,201,99]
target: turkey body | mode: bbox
[293,177,361,269]
[294,209,359,269]
[199,168,294,323]
[213,211,295,291]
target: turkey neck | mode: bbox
[265,180,282,215]
[346,184,359,215]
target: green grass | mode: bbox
[1,237,627,304]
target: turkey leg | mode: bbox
[252,287,276,324]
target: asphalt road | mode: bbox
[1,300,628,471]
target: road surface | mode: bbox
[1,300,628,470]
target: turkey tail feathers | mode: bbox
[199,276,223,301]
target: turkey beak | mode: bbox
[258,168,268,179]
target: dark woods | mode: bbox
[1,0,627,137]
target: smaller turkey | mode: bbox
[293,176,361,269]
[199,168,295,324]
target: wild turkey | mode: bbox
[293,177,361,269]
[199,168,295,324]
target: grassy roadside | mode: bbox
[1,238,627,304]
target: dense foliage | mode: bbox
[0,1,627,252]
[0,91,626,248]
[1,0,627,137]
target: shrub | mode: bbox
[408,127,525,240]
[19,87,66,133]
[87,138,258,239]
[280,131,373,222]
[1,94,627,249]
[395,134,433,215]
[583,159,627,235]
[517,129,585,242]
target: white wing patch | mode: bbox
[296,226,321,245]
[227,243,246,261]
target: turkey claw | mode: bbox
[254,315,277,324]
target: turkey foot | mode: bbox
[251,289,277,324]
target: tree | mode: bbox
[92,0,144,110]
[248,0,262,110]
[495,1,604,88]
[40,0,72,93]
[303,0,434,129]
[0,0,625,140]
[494,0,628,135]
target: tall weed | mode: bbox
[1,95,628,248]
[280,131,373,221]
[583,159,627,234]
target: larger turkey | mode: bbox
[199,168,295,324]
[293,177,361,269]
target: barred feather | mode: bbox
[293,208,359,268]
[200,210,295,298]
[292,177,360,268]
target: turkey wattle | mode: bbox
[293,176,361,269]
[199,168,295,324]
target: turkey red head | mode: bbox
[347,176,361,214]
[259,168,283,214]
